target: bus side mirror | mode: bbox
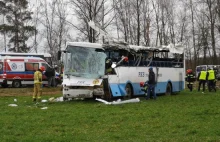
[111,63,117,68]
[58,51,61,60]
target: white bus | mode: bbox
[59,42,185,100]
[0,52,52,65]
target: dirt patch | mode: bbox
[0,87,62,97]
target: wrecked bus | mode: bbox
[58,42,107,100]
[58,42,185,100]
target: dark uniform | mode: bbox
[207,68,216,92]
[146,67,156,100]
[185,69,195,91]
[213,66,218,88]
[197,69,207,92]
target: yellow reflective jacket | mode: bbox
[208,70,215,80]
[34,70,42,84]
[199,71,207,80]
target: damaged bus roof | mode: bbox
[66,42,103,49]
[66,41,184,54]
[102,42,184,54]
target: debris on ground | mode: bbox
[41,107,48,110]
[48,97,64,102]
[41,100,48,103]
[8,104,18,107]
[95,98,140,105]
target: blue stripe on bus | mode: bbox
[109,81,184,97]
[109,84,122,97]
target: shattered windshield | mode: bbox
[64,45,106,78]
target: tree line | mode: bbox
[0,0,220,69]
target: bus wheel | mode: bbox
[165,83,172,95]
[12,80,21,88]
[125,84,133,98]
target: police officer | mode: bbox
[207,67,216,92]
[197,68,207,93]
[185,69,195,92]
[33,66,45,102]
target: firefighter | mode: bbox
[185,69,195,92]
[33,66,45,102]
[197,68,207,93]
[207,67,216,92]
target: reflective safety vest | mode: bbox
[199,71,207,80]
[208,70,215,80]
[34,71,42,84]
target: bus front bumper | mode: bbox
[63,88,104,99]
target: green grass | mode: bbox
[1,89,220,142]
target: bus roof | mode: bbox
[66,42,103,49]
[103,42,184,54]
[0,52,51,57]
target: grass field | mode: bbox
[0,87,220,142]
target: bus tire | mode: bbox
[165,83,172,95]
[125,83,133,98]
[12,80,21,88]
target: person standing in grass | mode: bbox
[213,66,218,89]
[146,67,156,100]
[207,67,216,92]
[197,68,207,93]
[33,66,45,102]
[185,69,195,92]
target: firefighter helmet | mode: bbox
[40,66,45,71]
[140,82,145,87]
[186,69,192,74]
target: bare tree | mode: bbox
[205,0,217,64]
[217,0,220,33]
[38,0,69,65]
[69,0,113,43]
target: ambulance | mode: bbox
[0,56,50,88]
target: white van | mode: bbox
[0,56,51,88]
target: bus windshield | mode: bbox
[65,46,106,78]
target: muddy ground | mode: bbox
[0,86,62,97]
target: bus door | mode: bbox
[179,72,183,90]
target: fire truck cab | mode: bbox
[0,56,50,88]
